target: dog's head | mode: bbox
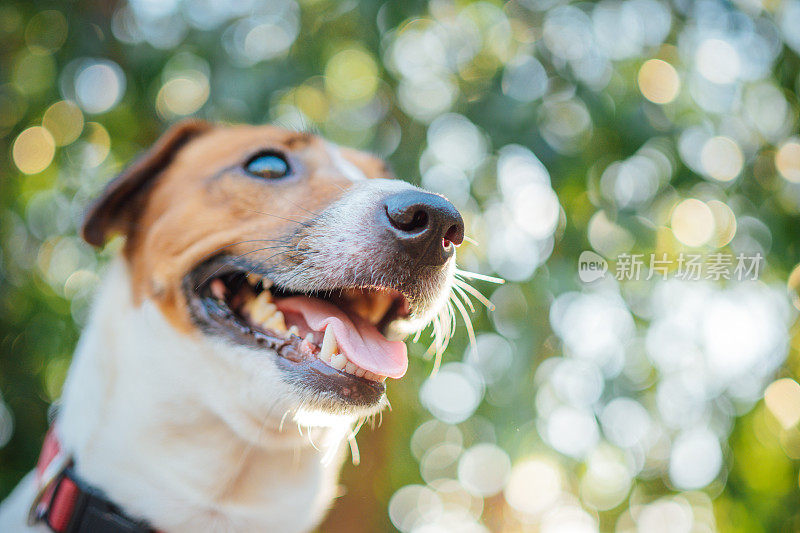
[82,120,463,418]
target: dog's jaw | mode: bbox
[50,259,349,532]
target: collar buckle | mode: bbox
[27,448,71,526]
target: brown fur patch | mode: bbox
[84,122,393,332]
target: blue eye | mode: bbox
[245,153,290,179]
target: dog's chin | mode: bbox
[181,256,428,415]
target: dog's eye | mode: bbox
[245,153,290,180]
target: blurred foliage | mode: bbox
[3,0,800,531]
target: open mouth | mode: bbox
[183,257,412,407]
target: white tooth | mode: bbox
[242,297,257,317]
[257,289,273,303]
[263,310,286,332]
[344,361,358,375]
[288,325,300,337]
[304,333,315,344]
[320,326,338,360]
[354,367,366,378]
[251,302,277,324]
[363,371,376,381]
[246,290,273,321]
[330,352,347,370]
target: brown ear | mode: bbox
[81,119,214,247]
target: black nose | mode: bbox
[383,190,464,266]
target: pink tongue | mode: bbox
[275,296,408,379]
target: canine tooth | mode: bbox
[344,361,358,375]
[330,352,347,370]
[320,326,338,360]
[288,325,300,337]
[318,349,332,363]
[263,311,286,332]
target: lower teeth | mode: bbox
[236,284,386,383]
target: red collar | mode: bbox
[29,426,157,533]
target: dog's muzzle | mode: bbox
[183,180,464,412]
[381,189,465,267]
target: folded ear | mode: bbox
[81,119,214,247]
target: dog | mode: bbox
[0,120,466,532]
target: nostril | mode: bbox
[443,223,464,247]
[407,210,428,232]
[383,190,464,265]
[386,205,429,233]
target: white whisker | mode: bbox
[453,278,496,311]
[452,283,476,313]
[347,417,366,465]
[349,417,366,440]
[455,267,505,284]
[415,265,501,375]
[307,430,321,452]
[279,410,290,432]
[348,434,360,466]
[449,292,477,358]
[447,299,456,338]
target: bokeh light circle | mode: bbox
[668,429,722,490]
[776,139,800,183]
[700,136,743,182]
[504,457,563,517]
[457,443,511,497]
[670,199,714,247]
[73,59,126,114]
[638,59,680,104]
[12,126,55,174]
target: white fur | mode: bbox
[0,260,352,532]
[326,143,366,182]
[280,178,454,338]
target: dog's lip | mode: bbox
[181,257,417,406]
[193,294,386,404]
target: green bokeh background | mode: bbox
[3,0,800,531]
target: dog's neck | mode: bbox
[56,259,350,532]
